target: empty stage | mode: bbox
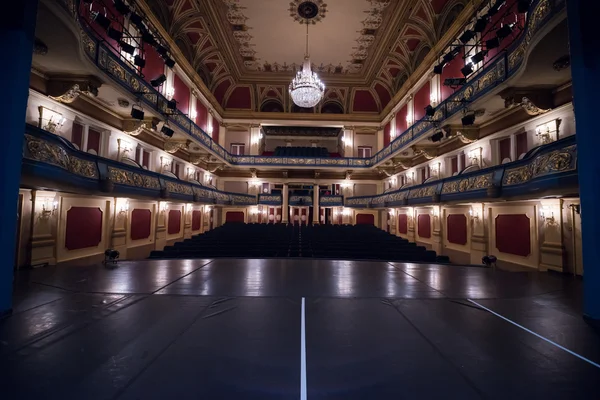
[1,259,599,399]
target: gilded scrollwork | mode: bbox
[441,173,493,194]
[24,135,98,179]
[259,194,283,204]
[165,181,194,195]
[408,185,437,199]
[108,166,160,189]
[320,196,343,205]
[503,145,576,186]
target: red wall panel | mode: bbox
[131,209,152,241]
[192,210,202,231]
[418,214,431,239]
[225,86,252,109]
[447,214,467,245]
[413,81,431,121]
[87,128,101,153]
[384,121,391,147]
[396,104,408,136]
[356,214,375,225]
[226,211,245,223]
[143,46,165,84]
[168,209,182,235]
[440,48,464,101]
[173,74,190,115]
[196,98,208,132]
[398,214,408,234]
[495,214,531,257]
[65,207,103,250]
[353,90,379,112]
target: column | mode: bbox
[313,187,319,225]
[282,183,289,224]
[567,0,600,320]
[376,127,384,152]
[218,124,226,148]
[249,124,261,155]
[343,126,355,157]
[1,0,39,314]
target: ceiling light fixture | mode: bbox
[150,74,167,87]
[496,23,515,40]
[131,103,144,120]
[461,63,474,77]
[161,123,174,137]
[289,22,324,108]
[474,16,489,33]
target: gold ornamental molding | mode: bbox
[500,88,553,116]
[122,120,147,136]
[47,76,102,104]
[164,140,188,154]
[411,146,437,160]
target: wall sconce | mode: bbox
[118,200,129,216]
[431,208,439,218]
[535,120,558,145]
[249,179,261,187]
[40,199,58,220]
[430,163,440,178]
[207,123,213,135]
[343,208,352,217]
[159,202,167,214]
[468,148,482,166]
[165,86,175,100]
[406,113,413,125]
[469,207,480,220]
[430,93,438,107]
[44,115,67,134]
[190,109,197,120]
[540,206,556,223]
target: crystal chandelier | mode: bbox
[289,23,324,108]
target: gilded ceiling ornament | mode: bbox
[289,1,328,25]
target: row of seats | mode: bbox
[149,223,450,263]
[274,147,329,157]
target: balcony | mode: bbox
[21,124,257,206]
[51,0,564,170]
[346,135,578,208]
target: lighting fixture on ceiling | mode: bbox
[107,27,123,41]
[150,74,167,87]
[429,130,444,142]
[473,16,489,33]
[114,0,130,15]
[289,22,325,108]
[131,103,144,120]
[443,46,461,63]
[119,40,136,55]
[496,23,515,40]
[129,13,145,30]
[471,50,488,64]
[433,63,445,74]
[163,56,176,69]
[134,55,146,68]
[461,63,474,77]
[486,37,501,49]
[459,30,476,44]
[142,31,156,47]
[462,112,476,126]
[92,11,111,31]
[155,45,168,57]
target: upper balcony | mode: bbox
[40,0,567,173]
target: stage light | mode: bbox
[107,27,123,41]
[92,11,111,31]
[462,113,476,126]
[150,74,167,87]
[486,37,500,49]
[461,63,474,77]
[161,124,174,137]
[474,16,489,33]
[131,104,144,120]
[167,99,177,110]
[459,30,476,44]
[104,249,120,264]
[429,131,444,142]
[471,50,487,64]
[496,23,514,40]
[443,47,461,63]
[141,31,156,47]
[488,0,506,16]
[129,13,144,30]
[433,63,445,74]
[134,55,146,68]
[155,45,168,57]
[444,78,466,86]
[518,0,532,13]
[119,40,136,55]
[114,0,130,15]
[163,56,176,69]
[425,105,435,117]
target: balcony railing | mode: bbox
[320,195,344,207]
[57,0,563,169]
[22,124,257,206]
[346,135,578,208]
[258,193,283,206]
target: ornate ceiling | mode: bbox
[143,0,468,114]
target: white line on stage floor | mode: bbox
[301,297,307,400]
[468,299,600,369]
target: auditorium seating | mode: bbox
[274,146,329,157]
[149,223,447,263]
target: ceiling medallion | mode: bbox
[289,1,328,24]
[289,23,325,108]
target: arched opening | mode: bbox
[260,99,284,112]
[321,101,344,114]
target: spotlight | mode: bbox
[486,37,500,49]
[461,113,476,126]
[443,47,461,63]
[134,55,146,68]
[488,0,506,16]
[459,30,476,44]
[425,105,435,117]
[150,74,167,87]
[518,0,532,13]
[119,40,136,55]
[131,104,144,120]
[429,131,444,142]
[433,63,445,74]
[444,78,466,86]
[473,16,489,33]
[107,27,123,41]
[496,23,514,40]
[141,31,157,47]
[114,0,130,15]
[461,63,474,77]
[161,124,174,137]
[92,11,111,31]
[163,56,176,69]
[471,50,488,64]
[129,13,144,30]
[104,248,120,264]
[167,99,177,110]
[155,45,168,57]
